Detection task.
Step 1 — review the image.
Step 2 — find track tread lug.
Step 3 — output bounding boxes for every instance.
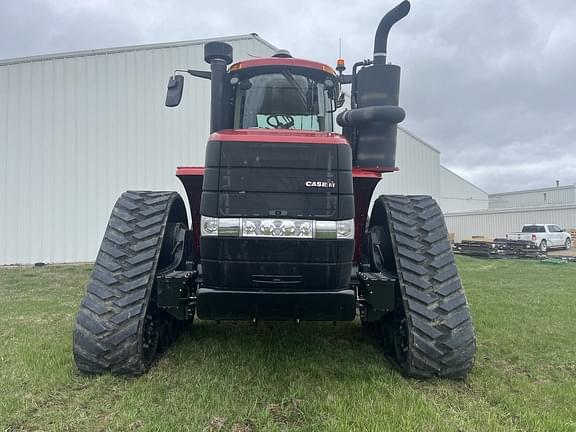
[130,237,160,252]
[432,265,458,283]
[136,214,165,229]
[97,255,123,272]
[100,243,126,260]
[439,294,467,313]
[430,252,454,269]
[77,310,110,335]
[124,261,154,278]
[109,218,133,234]
[407,300,439,320]
[143,195,171,206]
[114,289,147,308]
[442,309,472,330]
[140,205,169,217]
[436,279,462,296]
[133,225,163,240]
[412,316,443,339]
[87,280,116,300]
[403,274,433,292]
[398,257,428,275]
[92,267,118,286]
[110,303,144,325]
[396,248,426,263]
[113,208,137,222]
[117,275,149,293]
[107,321,140,346]
[103,229,130,246]
[424,227,449,244]
[82,294,110,315]
[126,249,157,265]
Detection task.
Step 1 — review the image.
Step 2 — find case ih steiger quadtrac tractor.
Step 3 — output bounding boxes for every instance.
[73,1,476,378]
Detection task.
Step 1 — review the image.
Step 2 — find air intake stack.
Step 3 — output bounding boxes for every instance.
[204,41,233,133]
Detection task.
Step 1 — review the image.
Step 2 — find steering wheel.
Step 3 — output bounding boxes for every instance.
[266,115,295,129]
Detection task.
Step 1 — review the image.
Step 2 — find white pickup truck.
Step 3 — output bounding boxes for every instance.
[506,224,572,251]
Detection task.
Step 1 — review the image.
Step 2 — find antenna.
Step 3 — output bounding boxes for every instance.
[339,37,342,58]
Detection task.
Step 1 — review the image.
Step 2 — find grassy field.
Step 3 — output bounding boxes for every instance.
[0,257,575,431]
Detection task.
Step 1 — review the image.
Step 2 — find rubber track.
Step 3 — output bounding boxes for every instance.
[73,191,182,374]
[377,195,476,378]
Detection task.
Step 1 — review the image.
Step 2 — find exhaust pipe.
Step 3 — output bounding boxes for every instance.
[337,106,405,127]
[373,1,410,65]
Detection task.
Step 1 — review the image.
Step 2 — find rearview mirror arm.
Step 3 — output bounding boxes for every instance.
[185,69,211,80]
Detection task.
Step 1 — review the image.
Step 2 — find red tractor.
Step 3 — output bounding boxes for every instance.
[73,1,475,378]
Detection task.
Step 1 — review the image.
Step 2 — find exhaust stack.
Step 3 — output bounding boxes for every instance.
[373,0,410,65]
[337,1,410,169]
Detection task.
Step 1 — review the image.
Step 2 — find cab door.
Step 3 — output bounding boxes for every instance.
[547,225,562,247]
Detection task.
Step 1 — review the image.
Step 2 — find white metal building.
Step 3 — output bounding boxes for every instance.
[445,185,576,242]
[0,36,486,265]
[489,185,576,209]
[445,204,576,243]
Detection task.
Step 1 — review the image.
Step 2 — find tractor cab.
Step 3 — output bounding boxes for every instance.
[228,55,340,132]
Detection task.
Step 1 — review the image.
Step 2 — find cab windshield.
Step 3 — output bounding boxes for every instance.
[233,70,335,132]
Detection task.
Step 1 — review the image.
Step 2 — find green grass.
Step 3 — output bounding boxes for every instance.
[1,257,575,431]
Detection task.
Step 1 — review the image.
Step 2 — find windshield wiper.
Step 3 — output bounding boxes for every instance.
[281,70,311,113]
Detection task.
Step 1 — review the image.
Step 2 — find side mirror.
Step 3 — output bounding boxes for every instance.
[165,75,184,107]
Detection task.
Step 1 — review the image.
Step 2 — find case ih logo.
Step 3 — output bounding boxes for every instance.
[305,181,336,188]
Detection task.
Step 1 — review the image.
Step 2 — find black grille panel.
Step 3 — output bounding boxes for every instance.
[218,192,339,218]
[202,140,353,220]
[219,142,340,169]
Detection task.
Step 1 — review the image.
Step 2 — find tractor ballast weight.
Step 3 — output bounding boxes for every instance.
[73,0,476,379]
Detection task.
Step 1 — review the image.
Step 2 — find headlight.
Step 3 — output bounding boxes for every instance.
[201,216,218,236]
[218,218,241,237]
[201,216,354,240]
[242,219,314,238]
[314,220,336,239]
[336,220,354,239]
[315,219,354,239]
[201,216,239,237]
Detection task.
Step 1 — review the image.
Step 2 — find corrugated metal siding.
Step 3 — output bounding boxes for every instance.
[445,204,576,242]
[440,166,488,212]
[489,186,576,208]
[372,128,441,202]
[0,36,275,264]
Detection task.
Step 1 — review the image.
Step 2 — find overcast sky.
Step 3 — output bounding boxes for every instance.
[1,0,575,193]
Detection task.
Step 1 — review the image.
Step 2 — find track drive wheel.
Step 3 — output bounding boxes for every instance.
[367,195,476,379]
[73,191,190,375]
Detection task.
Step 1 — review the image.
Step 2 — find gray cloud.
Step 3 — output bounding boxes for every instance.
[1,0,574,193]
